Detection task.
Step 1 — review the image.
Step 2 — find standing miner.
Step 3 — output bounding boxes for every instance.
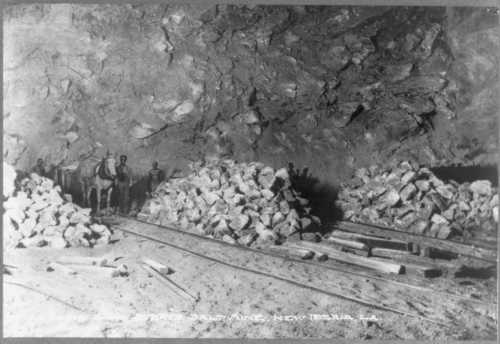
[116,155,132,215]
[147,161,164,196]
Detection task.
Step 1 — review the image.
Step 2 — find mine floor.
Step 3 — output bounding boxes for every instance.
[3,216,498,339]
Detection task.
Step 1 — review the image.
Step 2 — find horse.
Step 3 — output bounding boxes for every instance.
[83,154,117,215]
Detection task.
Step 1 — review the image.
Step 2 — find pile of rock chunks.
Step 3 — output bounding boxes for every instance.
[3,163,112,249]
[139,159,321,246]
[336,161,498,239]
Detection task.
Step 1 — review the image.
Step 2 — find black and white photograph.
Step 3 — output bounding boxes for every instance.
[2,2,498,340]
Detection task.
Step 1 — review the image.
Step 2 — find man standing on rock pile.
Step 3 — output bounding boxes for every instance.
[32,158,48,178]
[147,161,164,197]
[116,155,132,215]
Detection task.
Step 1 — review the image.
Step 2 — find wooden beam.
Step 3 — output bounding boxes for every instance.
[286,241,403,274]
[326,236,369,250]
[369,248,442,278]
[269,245,315,260]
[329,230,411,251]
[402,262,442,278]
[327,221,497,262]
[56,255,108,267]
[420,247,458,260]
[141,264,198,302]
[322,240,371,257]
[371,247,414,259]
[68,264,119,277]
[142,257,174,275]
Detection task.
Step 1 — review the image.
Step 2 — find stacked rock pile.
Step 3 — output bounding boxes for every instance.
[3,164,112,249]
[336,161,498,239]
[138,159,321,246]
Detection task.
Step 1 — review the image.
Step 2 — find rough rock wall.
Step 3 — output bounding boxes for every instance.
[3,4,499,188]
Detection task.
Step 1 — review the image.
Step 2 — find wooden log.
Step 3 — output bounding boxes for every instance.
[286,242,403,274]
[329,230,411,251]
[420,247,459,260]
[269,245,315,260]
[141,264,197,301]
[411,243,421,255]
[371,247,414,259]
[402,262,442,278]
[326,236,369,250]
[56,255,108,266]
[328,221,497,262]
[322,240,371,257]
[69,264,118,277]
[377,246,457,271]
[142,257,174,274]
[368,249,441,277]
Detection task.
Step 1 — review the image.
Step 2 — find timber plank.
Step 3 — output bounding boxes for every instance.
[329,230,411,251]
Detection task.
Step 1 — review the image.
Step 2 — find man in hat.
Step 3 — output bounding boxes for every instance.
[32,158,47,177]
[116,155,132,215]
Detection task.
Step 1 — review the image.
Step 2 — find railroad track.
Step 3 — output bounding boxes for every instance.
[106,216,497,330]
[117,216,491,300]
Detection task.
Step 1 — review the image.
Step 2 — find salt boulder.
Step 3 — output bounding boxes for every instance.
[415,180,430,192]
[5,208,26,226]
[222,234,237,244]
[436,185,454,200]
[272,212,286,227]
[3,162,17,198]
[401,171,416,185]
[260,214,272,227]
[229,214,250,231]
[379,189,400,208]
[19,217,37,238]
[436,225,452,239]
[47,236,68,249]
[470,180,492,196]
[431,213,449,225]
[400,183,417,201]
[20,236,47,248]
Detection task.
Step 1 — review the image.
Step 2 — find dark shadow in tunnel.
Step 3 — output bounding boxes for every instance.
[288,162,344,235]
[130,176,149,211]
[431,164,498,187]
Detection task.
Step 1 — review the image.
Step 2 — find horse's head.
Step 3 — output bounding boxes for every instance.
[104,155,117,178]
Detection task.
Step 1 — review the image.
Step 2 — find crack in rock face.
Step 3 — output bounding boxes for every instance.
[3,4,498,186]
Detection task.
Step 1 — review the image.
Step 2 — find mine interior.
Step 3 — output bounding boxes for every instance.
[2,4,499,340]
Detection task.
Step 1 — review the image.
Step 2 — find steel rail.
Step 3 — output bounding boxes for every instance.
[107,216,493,328]
[112,223,453,327]
[4,280,88,313]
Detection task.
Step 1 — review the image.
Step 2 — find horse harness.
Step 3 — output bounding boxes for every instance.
[96,160,115,181]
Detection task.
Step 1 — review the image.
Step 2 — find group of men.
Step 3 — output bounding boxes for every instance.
[33,156,167,215]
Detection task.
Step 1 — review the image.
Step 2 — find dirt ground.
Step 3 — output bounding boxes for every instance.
[3,217,498,339]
